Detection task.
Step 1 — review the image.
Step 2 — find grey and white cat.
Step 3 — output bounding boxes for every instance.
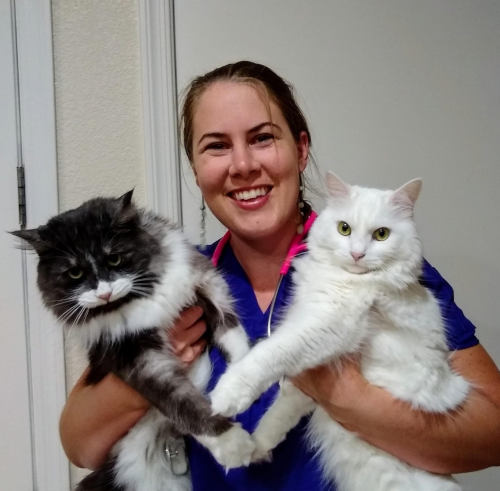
[12,190,254,491]
[210,172,470,491]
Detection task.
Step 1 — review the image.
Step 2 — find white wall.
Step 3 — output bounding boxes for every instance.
[175,1,500,489]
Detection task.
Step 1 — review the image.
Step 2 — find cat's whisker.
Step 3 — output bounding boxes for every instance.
[130,288,151,297]
[130,284,151,290]
[49,297,80,307]
[82,308,90,325]
[73,306,89,327]
[57,304,82,325]
[70,305,87,329]
[132,275,157,284]
[131,280,155,287]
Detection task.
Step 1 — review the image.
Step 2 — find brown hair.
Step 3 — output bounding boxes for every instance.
[180,60,312,163]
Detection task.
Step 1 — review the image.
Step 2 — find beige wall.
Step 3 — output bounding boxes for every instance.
[52,0,146,211]
[51,0,146,483]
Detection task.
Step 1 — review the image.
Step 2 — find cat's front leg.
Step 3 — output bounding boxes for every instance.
[210,332,290,417]
[210,355,268,417]
[194,424,255,469]
[121,349,255,469]
[251,379,315,464]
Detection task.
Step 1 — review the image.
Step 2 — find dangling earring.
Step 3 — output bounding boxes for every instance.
[297,172,305,234]
[200,197,206,246]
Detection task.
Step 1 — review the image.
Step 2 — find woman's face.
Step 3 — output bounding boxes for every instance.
[191,81,309,244]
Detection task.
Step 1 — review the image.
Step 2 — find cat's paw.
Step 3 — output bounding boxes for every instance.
[205,424,255,469]
[249,426,282,464]
[250,439,273,464]
[210,371,258,417]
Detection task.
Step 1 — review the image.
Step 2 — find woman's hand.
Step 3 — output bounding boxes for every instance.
[292,345,500,474]
[60,306,208,469]
[168,305,207,364]
[292,357,368,430]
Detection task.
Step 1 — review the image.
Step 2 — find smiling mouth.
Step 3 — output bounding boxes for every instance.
[229,186,272,201]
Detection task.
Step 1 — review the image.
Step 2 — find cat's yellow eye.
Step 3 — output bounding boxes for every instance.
[337,222,351,236]
[107,254,122,267]
[68,268,83,280]
[373,227,390,241]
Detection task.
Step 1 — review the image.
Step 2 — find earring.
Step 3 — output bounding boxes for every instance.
[200,197,206,246]
[297,173,305,234]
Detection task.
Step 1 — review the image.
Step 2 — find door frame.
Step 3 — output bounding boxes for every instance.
[13,1,70,488]
[139,0,183,223]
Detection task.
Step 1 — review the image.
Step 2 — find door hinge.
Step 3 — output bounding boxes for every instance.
[17,165,26,228]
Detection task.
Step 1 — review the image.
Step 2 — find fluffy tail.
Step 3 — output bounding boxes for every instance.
[76,459,124,491]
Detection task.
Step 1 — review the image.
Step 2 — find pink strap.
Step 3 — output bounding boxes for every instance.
[279,211,317,274]
[211,212,318,275]
[211,230,231,267]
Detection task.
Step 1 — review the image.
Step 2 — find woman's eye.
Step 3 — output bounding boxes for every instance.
[107,254,122,267]
[373,227,390,241]
[337,222,351,236]
[253,133,274,145]
[204,142,227,152]
[68,268,84,280]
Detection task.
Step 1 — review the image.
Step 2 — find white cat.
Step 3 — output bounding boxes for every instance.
[210,172,470,491]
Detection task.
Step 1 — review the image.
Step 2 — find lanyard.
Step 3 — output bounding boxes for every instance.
[211,212,318,336]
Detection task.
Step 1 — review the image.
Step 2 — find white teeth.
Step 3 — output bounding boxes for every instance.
[233,187,268,201]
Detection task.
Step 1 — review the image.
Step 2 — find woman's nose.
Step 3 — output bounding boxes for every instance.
[229,143,260,177]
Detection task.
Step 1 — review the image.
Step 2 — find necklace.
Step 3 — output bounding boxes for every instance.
[211,212,318,337]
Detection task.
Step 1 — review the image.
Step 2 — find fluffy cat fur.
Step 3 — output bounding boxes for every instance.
[209,172,470,491]
[12,190,254,491]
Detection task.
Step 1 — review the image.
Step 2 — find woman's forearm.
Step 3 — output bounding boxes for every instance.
[323,373,500,473]
[59,307,206,470]
[59,370,149,470]
[294,344,500,474]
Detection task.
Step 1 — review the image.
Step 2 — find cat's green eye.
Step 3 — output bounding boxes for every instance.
[107,254,122,267]
[337,222,351,236]
[68,268,83,280]
[373,227,390,241]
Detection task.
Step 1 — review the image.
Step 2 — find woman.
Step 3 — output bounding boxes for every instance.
[60,61,500,489]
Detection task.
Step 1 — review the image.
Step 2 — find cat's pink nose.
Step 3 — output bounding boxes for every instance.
[98,291,112,302]
[351,252,365,262]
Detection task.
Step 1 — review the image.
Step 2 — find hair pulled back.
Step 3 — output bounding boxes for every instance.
[180,60,311,163]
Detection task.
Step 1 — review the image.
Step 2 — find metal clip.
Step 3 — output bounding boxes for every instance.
[165,437,189,476]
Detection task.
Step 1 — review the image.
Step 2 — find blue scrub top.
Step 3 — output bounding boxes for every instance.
[188,239,478,491]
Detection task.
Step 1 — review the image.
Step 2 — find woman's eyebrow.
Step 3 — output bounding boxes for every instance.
[197,132,226,146]
[197,122,282,146]
[248,122,281,133]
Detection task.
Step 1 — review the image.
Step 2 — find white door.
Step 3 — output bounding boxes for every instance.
[0,2,35,488]
[0,1,69,489]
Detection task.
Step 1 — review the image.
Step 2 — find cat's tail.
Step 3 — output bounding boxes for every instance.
[76,458,124,491]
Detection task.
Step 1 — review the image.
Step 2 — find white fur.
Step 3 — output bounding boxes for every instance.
[218,326,251,362]
[114,410,191,491]
[194,424,256,469]
[188,351,213,391]
[79,278,133,308]
[210,174,469,490]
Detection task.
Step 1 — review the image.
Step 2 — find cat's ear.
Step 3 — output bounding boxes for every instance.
[9,228,46,254]
[391,178,422,212]
[326,171,350,199]
[118,189,134,208]
[116,189,138,226]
